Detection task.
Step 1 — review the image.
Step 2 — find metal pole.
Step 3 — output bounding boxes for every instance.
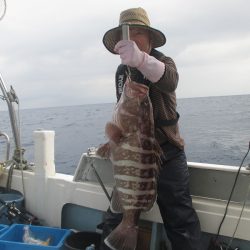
[122,24,131,78]
[0,73,27,172]
[0,74,21,150]
[122,24,130,40]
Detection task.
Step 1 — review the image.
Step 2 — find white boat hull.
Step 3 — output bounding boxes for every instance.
[0,130,250,248]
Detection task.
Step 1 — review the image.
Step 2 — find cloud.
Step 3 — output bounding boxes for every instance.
[177,36,250,66]
[0,0,250,109]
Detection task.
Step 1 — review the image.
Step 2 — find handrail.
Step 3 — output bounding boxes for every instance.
[188,161,250,174]
[0,131,10,161]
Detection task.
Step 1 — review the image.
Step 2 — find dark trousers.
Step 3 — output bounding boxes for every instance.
[100,143,203,250]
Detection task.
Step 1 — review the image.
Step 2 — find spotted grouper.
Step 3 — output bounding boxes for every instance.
[97,79,161,250]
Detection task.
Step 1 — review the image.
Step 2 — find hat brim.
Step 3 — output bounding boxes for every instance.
[103,24,166,54]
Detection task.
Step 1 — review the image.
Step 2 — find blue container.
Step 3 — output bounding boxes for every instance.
[0,188,24,225]
[0,224,71,249]
[0,224,8,235]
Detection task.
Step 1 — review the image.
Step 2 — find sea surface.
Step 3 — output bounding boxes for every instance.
[0,94,249,175]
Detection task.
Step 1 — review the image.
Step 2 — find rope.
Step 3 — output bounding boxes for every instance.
[215,142,250,243]
[215,143,250,240]
[226,176,250,249]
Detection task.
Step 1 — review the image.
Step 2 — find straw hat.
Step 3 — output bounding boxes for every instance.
[103,7,166,54]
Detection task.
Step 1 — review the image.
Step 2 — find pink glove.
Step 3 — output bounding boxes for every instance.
[138,53,165,83]
[114,40,165,83]
[114,40,144,68]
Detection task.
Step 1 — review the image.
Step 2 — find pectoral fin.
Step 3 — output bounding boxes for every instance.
[96,142,111,159]
[105,122,123,144]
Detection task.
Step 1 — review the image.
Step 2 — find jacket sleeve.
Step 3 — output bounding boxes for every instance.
[151,50,179,93]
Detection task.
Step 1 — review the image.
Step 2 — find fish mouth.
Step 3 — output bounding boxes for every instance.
[124,81,149,99]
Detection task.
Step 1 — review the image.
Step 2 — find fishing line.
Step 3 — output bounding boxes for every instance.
[0,0,7,21]
[214,142,250,242]
[226,179,250,250]
[17,101,26,202]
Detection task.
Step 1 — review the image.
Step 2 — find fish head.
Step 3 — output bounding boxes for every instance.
[124,80,149,101]
[119,80,150,113]
[113,80,153,135]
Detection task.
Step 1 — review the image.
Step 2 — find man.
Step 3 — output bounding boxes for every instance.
[100,7,203,250]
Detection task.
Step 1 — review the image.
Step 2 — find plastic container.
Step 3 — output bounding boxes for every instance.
[64,231,101,250]
[0,224,8,235]
[0,188,24,225]
[0,223,71,249]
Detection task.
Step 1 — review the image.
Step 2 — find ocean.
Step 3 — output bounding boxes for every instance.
[0,94,249,175]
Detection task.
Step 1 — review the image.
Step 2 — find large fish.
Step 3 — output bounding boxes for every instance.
[97,79,161,250]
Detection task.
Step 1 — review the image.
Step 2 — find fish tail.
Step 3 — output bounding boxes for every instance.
[104,223,138,250]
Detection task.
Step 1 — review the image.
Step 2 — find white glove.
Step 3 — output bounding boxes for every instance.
[114,40,144,68]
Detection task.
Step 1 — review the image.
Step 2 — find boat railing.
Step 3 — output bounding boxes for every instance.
[72,147,250,204]
[0,131,10,163]
[188,161,250,174]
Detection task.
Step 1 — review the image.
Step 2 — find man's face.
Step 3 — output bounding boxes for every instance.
[129,27,151,53]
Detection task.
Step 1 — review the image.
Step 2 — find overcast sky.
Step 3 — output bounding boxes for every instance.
[0,0,249,109]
